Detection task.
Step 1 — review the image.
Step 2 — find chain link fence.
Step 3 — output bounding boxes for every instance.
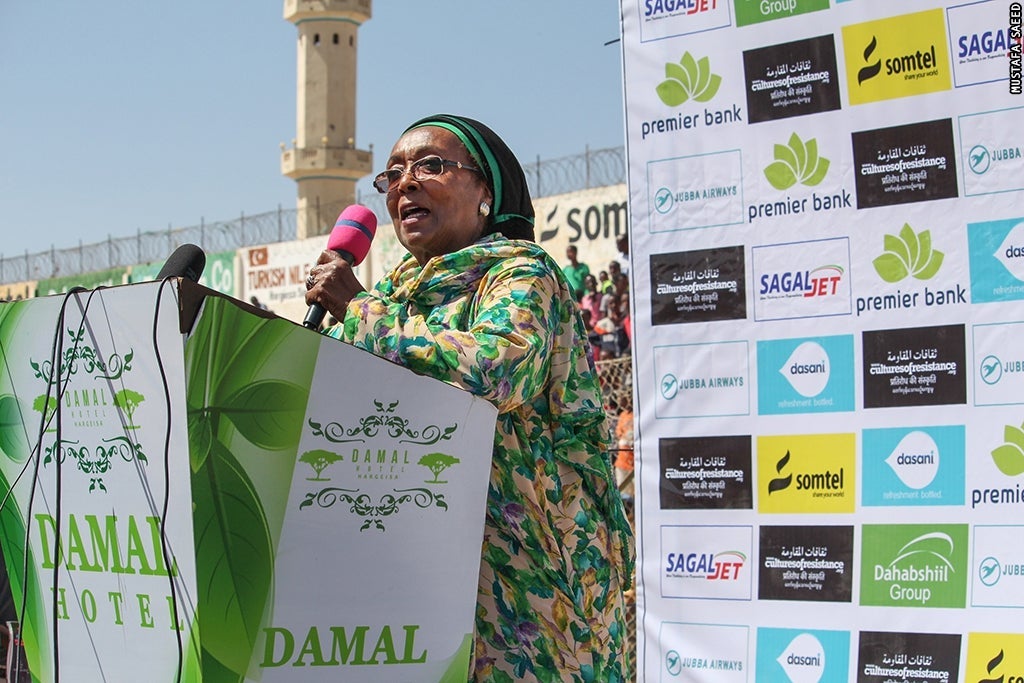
[1,146,625,285]
[594,353,636,681]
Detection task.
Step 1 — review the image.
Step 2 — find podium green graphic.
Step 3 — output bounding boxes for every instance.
[0,280,497,682]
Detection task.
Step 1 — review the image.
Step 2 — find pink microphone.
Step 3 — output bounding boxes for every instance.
[303,205,378,329]
[326,204,377,265]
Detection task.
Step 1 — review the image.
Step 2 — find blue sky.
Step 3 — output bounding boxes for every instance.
[0,2,625,259]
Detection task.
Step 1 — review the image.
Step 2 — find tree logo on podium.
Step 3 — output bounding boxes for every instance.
[418,452,461,484]
[28,328,146,493]
[300,399,462,531]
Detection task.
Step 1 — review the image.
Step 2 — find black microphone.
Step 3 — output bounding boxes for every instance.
[303,205,377,330]
[156,243,206,283]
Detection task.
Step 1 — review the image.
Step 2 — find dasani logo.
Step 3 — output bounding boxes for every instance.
[885,431,940,490]
[777,633,825,683]
[780,341,830,397]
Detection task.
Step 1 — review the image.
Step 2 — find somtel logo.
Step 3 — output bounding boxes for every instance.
[967,646,1024,683]
[758,433,855,514]
[842,9,952,105]
[860,524,968,608]
[768,450,844,496]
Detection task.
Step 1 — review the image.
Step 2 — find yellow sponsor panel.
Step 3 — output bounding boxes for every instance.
[966,633,1024,679]
[842,9,951,106]
[757,433,856,514]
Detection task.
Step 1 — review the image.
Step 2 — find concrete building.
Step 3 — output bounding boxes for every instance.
[280,0,373,239]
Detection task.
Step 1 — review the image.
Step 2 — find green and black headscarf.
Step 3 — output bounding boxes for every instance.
[405,114,535,241]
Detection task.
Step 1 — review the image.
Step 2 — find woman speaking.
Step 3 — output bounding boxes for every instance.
[305,114,633,682]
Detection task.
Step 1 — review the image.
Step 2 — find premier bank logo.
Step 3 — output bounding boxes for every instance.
[842,9,952,105]
[763,132,830,190]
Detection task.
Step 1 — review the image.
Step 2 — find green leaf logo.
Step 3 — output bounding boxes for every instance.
[872,223,944,283]
[992,422,1024,476]
[656,52,722,106]
[763,133,831,190]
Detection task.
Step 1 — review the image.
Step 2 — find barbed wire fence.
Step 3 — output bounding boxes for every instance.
[0,146,625,285]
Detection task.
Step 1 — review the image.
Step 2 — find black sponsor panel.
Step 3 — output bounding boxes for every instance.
[852,118,959,209]
[650,246,746,325]
[659,435,753,510]
[758,525,853,602]
[857,631,961,683]
[862,324,966,408]
[743,34,841,123]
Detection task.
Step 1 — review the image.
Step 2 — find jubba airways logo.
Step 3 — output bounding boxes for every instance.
[657,52,722,106]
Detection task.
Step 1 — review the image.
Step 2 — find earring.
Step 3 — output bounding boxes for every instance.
[479,201,491,217]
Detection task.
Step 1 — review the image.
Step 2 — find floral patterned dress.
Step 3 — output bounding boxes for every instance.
[328,234,634,682]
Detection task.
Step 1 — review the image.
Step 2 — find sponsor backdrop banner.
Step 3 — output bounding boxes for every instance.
[622,0,1023,680]
[0,282,496,681]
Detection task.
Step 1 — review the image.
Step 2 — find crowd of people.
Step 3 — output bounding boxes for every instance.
[561,235,635,505]
[563,234,632,361]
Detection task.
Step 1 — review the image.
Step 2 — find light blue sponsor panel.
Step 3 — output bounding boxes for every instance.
[755,627,850,682]
[756,335,854,415]
[968,217,1024,303]
[862,425,965,507]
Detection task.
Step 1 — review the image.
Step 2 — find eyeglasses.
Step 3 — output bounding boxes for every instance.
[373,155,482,194]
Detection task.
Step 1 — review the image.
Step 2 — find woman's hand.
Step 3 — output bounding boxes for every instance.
[304,249,366,323]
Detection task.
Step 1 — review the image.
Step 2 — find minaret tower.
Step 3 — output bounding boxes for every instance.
[281,0,373,239]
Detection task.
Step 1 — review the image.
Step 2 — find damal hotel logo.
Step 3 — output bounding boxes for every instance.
[842,9,952,105]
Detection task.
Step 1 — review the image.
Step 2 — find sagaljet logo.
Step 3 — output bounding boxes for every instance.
[873,223,944,282]
[858,36,883,84]
[656,52,722,106]
[780,341,830,397]
[664,550,746,580]
[764,133,830,189]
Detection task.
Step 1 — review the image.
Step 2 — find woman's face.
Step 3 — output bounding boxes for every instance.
[384,127,492,265]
